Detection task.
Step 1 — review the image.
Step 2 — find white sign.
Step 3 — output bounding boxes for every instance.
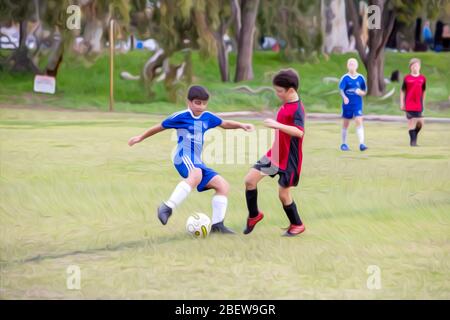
[34,75,56,94]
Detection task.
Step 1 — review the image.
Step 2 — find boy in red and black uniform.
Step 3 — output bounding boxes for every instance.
[243,69,306,237]
[401,58,426,146]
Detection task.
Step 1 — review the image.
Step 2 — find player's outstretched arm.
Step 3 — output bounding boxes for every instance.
[220,120,255,132]
[128,123,166,146]
[263,119,304,138]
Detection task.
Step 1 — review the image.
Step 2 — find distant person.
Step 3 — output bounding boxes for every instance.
[400,58,426,147]
[422,20,433,48]
[338,58,368,152]
[390,70,400,83]
[442,24,450,51]
[434,21,444,52]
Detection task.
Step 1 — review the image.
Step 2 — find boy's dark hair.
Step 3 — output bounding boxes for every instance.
[187,85,210,101]
[273,69,299,91]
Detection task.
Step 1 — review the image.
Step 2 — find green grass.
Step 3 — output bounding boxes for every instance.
[0,107,449,299]
[1,50,449,116]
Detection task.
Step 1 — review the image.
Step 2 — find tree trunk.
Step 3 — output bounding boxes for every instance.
[322,0,350,54]
[365,54,384,97]
[346,0,394,96]
[46,32,64,77]
[8,20,40,73]
[234,0,260,82]
[216,36,229,82]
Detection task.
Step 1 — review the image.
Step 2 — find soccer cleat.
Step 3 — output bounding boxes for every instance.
[157,202,172,225]
[243,212,264,235]
[211,221,236,234]
[340,144,350,151]
[282,224,306,237]
[359,144,368,151]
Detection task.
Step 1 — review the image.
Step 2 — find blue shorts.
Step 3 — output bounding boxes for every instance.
[174,157,218,192]
[342,104,363,119]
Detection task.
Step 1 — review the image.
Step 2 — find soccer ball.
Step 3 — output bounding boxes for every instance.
[186,213,211,238]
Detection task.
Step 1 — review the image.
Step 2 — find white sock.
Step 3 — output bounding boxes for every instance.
[211,195,228,225]
[356,126,365,145]
[165,181,192,209]
[342,128,348,145]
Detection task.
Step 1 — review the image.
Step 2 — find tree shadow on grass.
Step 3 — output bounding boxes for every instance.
[0,233,187,268]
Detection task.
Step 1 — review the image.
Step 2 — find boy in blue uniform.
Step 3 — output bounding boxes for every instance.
[128,86,254,233]
[339,58,368,151]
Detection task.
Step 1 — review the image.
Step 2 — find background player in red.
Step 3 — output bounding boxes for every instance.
[243,69,306,237]
[400,58,427,147]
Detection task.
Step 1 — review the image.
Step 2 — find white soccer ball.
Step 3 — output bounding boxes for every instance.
[186,213,211,238]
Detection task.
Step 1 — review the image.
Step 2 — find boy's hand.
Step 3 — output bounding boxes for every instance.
[400,104,405,111]
[263,118,280,129]
[343,96,350,105]
[242,123,255,132]
[355,89,364,96]
[128,135,143,146]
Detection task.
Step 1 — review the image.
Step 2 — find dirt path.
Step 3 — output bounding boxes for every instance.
[2,103,450,123]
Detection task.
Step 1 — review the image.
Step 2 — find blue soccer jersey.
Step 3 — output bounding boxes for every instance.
[161,109,223,192]
[339,73,366,108]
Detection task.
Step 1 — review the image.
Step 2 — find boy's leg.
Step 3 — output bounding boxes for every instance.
[408,118,418,146]
[244,168,266,217]
[158,168,202,225]
[415,117,424,143]
[243,168,266,234]
[355,116,367,151]
[205,175,235,234]
[279,186,305,237]
[341,118,350,150]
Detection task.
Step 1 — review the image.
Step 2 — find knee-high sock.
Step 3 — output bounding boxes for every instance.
[342,128,348,145]
[165,181,192,209]
[245,189,259,218]
[211,195,228,224]
[356,126,365,145]
[409,129,417,146]
[283,202,302,226]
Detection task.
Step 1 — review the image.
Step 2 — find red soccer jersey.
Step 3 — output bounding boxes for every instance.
[266,100,305,173]
[402,74,426,112]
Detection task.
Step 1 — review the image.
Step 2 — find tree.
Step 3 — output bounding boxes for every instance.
[257,0,322,62]
[234,0,260,82]
[346,0,441,96]
[193,0,237,82]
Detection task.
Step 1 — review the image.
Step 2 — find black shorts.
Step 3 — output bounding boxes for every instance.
[253,156,300,188]
[406,111,423,119]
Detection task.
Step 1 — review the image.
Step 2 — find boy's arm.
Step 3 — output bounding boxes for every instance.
[356,76,367,96]
[128,123,165,146]
[220,120,255,132]
[264,119,304,138]
[400,80,406,110]
[356,89,367,96]
[340,90,350,105]
[339,77,350,105]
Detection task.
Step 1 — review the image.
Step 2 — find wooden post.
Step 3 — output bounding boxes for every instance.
[109,19,114,112]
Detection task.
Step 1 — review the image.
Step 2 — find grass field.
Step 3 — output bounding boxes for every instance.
[0,106,449,299]
[1,50,449,116]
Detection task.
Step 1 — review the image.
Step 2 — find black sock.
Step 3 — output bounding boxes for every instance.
[409,129,417,146]
[245,189,259,218]
[283,202,302,226]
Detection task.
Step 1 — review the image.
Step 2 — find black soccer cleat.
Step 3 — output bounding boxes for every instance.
[157,202,172,225]
[211,221,236,234]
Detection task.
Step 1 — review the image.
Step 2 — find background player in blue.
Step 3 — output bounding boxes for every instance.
[339,58,368,152]
[128,86,254,233]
